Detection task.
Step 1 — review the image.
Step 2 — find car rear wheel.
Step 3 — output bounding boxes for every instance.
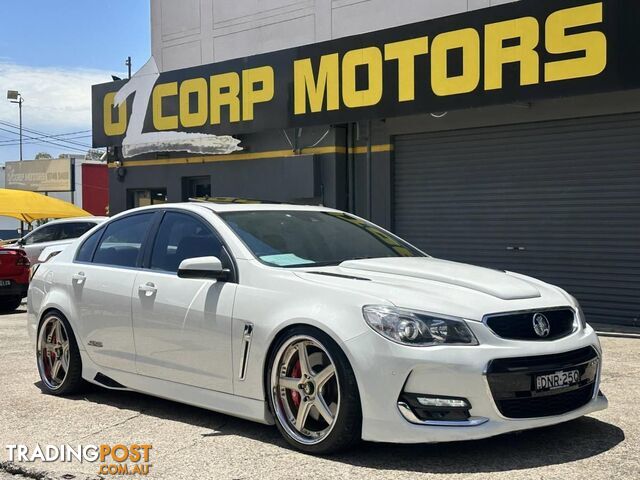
[36,312,83,396]
[267,326,362,454]
[0,297,22,312]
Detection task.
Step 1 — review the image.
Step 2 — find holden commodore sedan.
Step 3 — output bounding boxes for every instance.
[27,202,607,454]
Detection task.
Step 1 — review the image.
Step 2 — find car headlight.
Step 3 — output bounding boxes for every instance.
[362,305,479,347]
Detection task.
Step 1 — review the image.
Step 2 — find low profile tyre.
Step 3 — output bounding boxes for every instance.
[0,297,22,312]
[267,326,362,454]
[36,312,84,396]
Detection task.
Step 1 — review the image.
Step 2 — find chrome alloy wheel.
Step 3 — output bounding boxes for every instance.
[271,335,340,445]
[37,316,71,391]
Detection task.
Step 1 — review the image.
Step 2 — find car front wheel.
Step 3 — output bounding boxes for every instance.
[267,326,362,454]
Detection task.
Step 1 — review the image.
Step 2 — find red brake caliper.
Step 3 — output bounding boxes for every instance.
[44,328,55,377]
[290,361,302,408]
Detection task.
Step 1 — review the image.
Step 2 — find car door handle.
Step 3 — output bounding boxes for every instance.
[72,272,86,285]
[138,282,157,297]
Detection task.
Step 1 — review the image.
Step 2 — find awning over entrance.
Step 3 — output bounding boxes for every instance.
[0,189,91,223]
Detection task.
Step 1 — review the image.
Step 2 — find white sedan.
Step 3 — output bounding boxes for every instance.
[27,202,607,454]
[10,217,108,266]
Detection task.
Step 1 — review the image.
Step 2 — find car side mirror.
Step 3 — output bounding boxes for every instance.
[177,256,230,281]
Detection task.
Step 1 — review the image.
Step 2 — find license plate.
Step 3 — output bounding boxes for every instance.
[0,280,10,287]
[536,370,580,391]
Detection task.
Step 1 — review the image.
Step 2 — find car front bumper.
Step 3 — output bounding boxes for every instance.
[344,323,607,444]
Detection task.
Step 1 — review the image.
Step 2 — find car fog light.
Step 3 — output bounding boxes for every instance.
[417,397,470,409]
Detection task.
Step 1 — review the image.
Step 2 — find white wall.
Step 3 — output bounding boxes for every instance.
[151,0,517,72]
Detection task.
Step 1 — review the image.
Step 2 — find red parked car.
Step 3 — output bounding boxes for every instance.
[0,248,30,312]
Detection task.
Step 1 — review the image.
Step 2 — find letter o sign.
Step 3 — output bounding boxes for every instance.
[111,445,130,463]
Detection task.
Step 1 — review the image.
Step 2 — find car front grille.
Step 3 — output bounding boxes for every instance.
[497,384,595,418]
[485,308,576,341]
[486,346,599,419]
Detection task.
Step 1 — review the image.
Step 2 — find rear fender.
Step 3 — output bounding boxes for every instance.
[33,280,84,353]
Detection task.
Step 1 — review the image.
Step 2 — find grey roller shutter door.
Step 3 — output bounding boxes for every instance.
[394,113,640,329]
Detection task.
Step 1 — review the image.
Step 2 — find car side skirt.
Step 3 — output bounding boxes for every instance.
[79,349,274,425]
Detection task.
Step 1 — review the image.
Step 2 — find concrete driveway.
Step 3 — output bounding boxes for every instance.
[0,308,638,480]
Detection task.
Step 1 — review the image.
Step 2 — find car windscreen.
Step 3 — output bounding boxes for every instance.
[219,210,425,268]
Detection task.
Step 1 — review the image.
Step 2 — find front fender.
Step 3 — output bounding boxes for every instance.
[230,279,376,402]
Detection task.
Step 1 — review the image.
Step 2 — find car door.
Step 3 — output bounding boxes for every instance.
[131,210,236,393]
[71,212,157,373]
[22,224,63,265]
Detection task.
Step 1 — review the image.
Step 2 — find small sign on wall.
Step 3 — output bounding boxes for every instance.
[4,158,74,192]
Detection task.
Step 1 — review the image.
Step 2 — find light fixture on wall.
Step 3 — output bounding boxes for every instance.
[114,160,127,181]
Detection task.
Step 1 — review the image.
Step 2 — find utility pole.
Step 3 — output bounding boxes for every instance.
[7,90,25,236]
[126,56,132,79]
[18,97,22,161]
[6,90,24,161]
[19,98,22,161]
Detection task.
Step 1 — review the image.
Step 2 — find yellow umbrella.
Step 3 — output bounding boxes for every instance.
[0,188,91,223]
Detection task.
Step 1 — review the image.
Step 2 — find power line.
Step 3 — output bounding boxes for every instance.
[0,123,92,149]
[0,129,91,145]
[0,134,92,144]
[0,127,89,153]
[0,141,91,149]
[0,121,92,149]
[0,135,92,147]
[0,126,88,153]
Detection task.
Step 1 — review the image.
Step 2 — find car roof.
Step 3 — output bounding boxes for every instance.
[196,203,338,214]
[36,216,108,225]
[125,202,339,215]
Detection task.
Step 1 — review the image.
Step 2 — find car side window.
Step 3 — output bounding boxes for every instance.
[150,212,225,273]
[76,228,104,263]
[93,214,154,268]
[59,222,96,240]
[24,225,62,245]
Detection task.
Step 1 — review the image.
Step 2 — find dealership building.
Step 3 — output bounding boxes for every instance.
[94,0,640,330]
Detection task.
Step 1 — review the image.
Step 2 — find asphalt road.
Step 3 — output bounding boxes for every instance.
[0,308,638,480]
